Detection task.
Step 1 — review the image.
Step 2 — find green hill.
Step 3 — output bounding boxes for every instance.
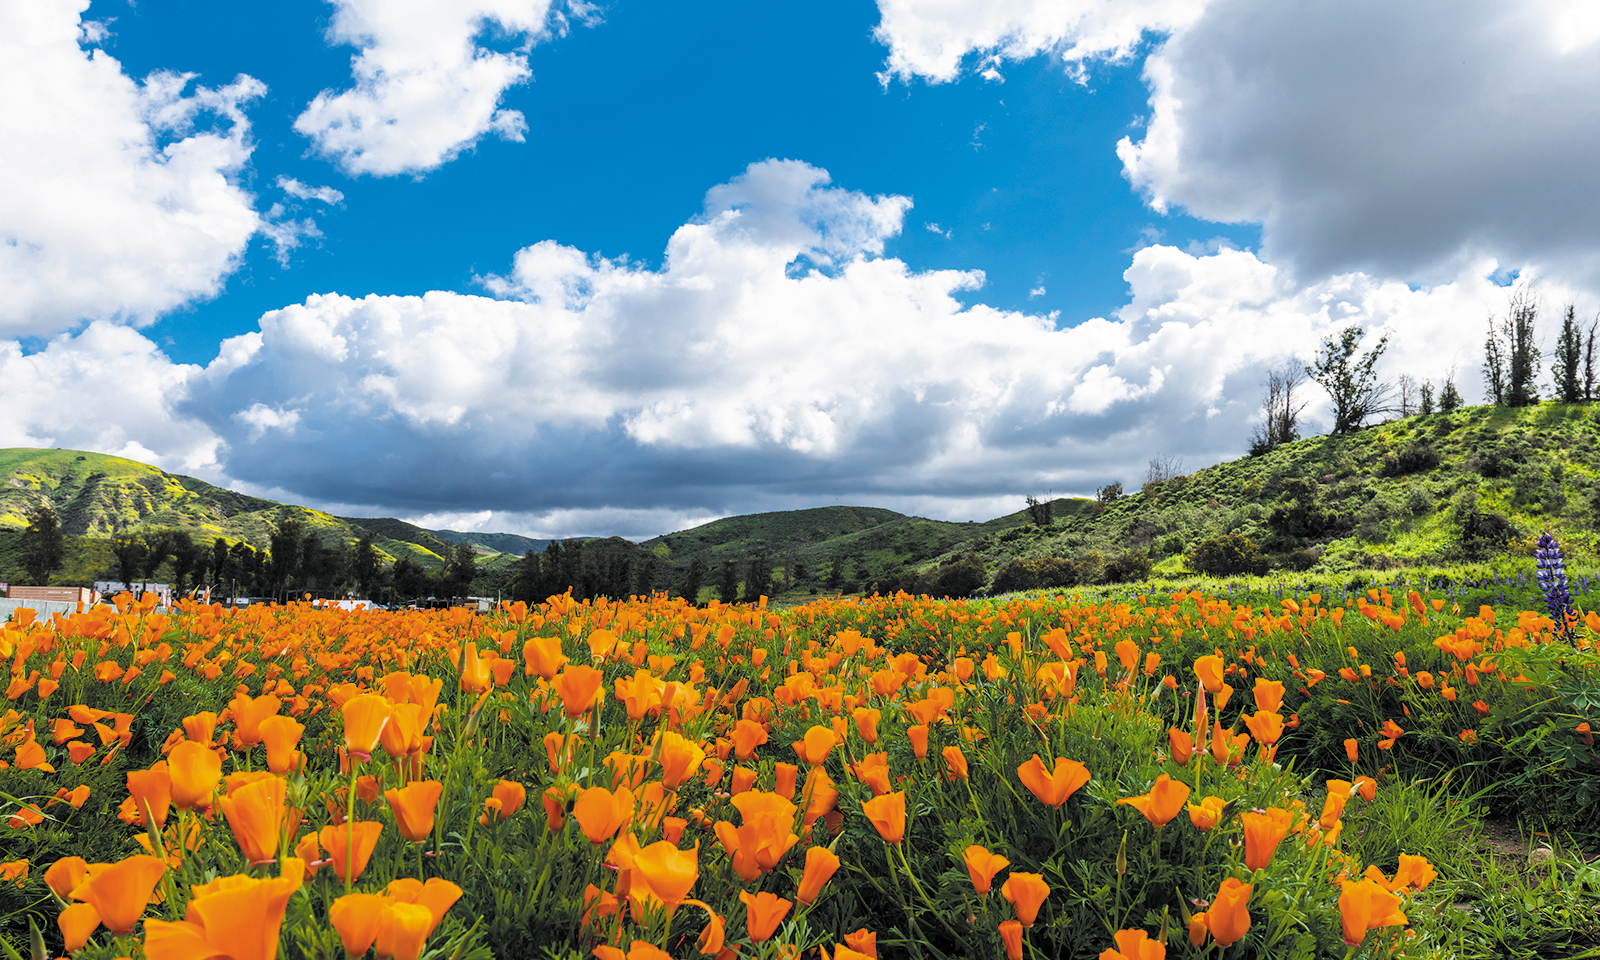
[4,403,1593,599]
[947,402,1600,592]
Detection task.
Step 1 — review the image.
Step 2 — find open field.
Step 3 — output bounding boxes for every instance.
[2,576,1599,959]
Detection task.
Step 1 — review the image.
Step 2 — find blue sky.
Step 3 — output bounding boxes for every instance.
[2,0,1597,538]
[105,0,1254,364]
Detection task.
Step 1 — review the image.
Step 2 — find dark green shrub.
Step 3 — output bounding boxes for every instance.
[1187,534,1270,575]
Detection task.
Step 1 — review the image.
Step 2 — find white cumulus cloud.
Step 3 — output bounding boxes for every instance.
[0,161,1555,537]
[874,0,1207,83]
[295,0,597,177]
[0,0,265,337]
[1117,0,1600,284]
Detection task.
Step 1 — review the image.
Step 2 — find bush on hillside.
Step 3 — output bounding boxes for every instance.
[1187,533,1270,576]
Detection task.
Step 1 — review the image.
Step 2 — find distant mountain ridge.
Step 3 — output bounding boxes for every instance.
[0,448,545,571]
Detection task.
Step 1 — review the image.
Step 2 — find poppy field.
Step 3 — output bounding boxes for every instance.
[2,579,1599,960]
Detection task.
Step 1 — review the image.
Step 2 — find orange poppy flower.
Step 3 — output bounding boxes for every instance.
[631,840,700,910]
[801,767,840,829]
[329,892,388,957]
[167,741,222,810]
[999,919,1024,960]
[218,774,288,863]
[341,695,392,760]
[656,731,706,790]
[318,821,384,883]
[459,642,491,693]
[942,745,969,781]
[385,876,463,938]
[373,901,434,960]
[573,786,635,845]
[1188,795,1227,831]
[66,741,96,764]
[1344,738,1359,763]
[963,844,1010,895]
[1193,655,1224,692]
[733,719,768,759]
[229,693,282,749]
[523,636,568,679]
[182,712,219,747]
[852,707,880,745]
[1242,711,1284,746]
[1338,878,1407,945]
[483,780,526,823]
[1016,755,1091,807]
[45,856,89,899]
[143,862,304,960]
[907,724,929,760]
[386,780,445,842]
[740,889,792,942]
[553,665,604,718]
[862,791,906,843]
[1099,928,1166,960]
[796,845,841,905]
[1208,877,1252,947]
[1252,678,1285,715]
[126,762,173,829]
[1168,728,1193,766]
[74,854,167,933]
[1320,780,1352,829]
[1240,808,1294,871]
[1117,773,1191,829]
[1001,872,1049,927]
[259,715,305,773]
[59,902,100,953]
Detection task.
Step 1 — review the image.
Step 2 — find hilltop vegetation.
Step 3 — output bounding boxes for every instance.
[3,401,1596,603]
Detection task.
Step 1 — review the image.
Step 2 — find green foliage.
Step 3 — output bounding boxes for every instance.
[1187,534,1270,576]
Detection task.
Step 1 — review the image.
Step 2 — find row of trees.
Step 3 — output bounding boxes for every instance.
[10,509,483,605]
[1245,287,1595,456]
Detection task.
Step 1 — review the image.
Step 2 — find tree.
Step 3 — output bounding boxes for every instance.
[1248,363,1309,455]
[1555,304,1584,403]
[1419,380,1435,415]
[1095,482,1123,503]
[167,531,201,598]
[1396,375,1417,417]
[353,533,379,598]
[746,548,772,600]
[111,534,148,590]
[716,558,741,603]
[511,549,542,604]
[681,557,707,605]
[1585,317,1599,402]
[1485,288,1540,406]
[1439,366,1464,413]
[392,557,427,602]
[211,537,231,596]
[1307,325,1390,434]
[442,542,478,599]
[1483,314,1507,405]
[141,530,175,588]
[1025,496,1053,527]
[18,502,65,584]
[268,519,304,599]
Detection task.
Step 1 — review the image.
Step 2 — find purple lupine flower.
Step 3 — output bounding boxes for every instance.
[1535,531,1575,640]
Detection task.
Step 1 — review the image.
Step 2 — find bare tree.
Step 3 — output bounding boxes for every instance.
[1248,363,1309,455]
[1584,316,1599,402]
[1146,454,1184,486]
[1396,374,1417,417]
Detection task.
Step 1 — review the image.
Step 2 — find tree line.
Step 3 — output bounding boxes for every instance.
[1243,285,1596,457]
[10,514,483,606]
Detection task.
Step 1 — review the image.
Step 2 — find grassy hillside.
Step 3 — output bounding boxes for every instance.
[947,402,1600,591]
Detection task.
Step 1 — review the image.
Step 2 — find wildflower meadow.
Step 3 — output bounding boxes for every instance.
[2,561,1600,959]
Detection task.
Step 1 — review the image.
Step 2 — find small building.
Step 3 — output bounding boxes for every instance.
[5,585,100,605]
